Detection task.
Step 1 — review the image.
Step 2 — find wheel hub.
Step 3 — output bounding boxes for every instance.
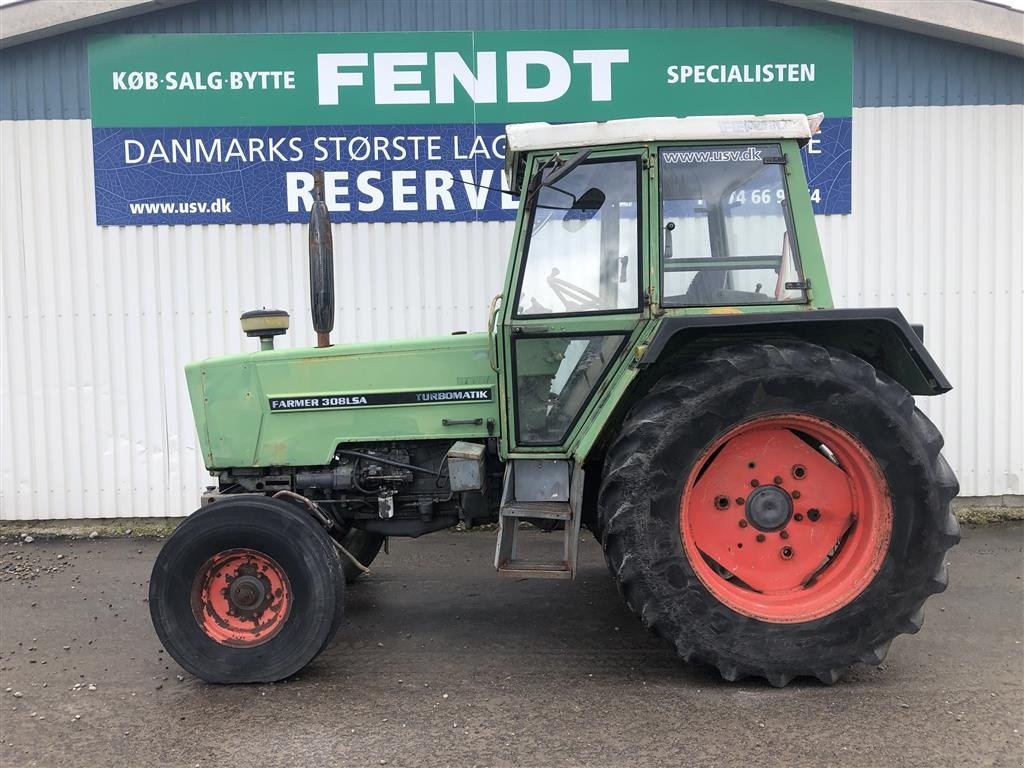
[679,414,893,624]
[226,569,270,616]
[745,485,793,531]
[190,548,292,647]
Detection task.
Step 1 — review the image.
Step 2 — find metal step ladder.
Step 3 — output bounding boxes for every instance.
[494,460,584,579]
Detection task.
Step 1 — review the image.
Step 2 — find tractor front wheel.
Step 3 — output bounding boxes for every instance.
[149,496,345,683]
[598,342,959,686]
[333,527,385,583]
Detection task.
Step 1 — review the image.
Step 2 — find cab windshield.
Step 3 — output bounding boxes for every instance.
[660,144,806,307]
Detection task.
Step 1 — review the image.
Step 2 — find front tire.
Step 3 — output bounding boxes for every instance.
[334,527,385,583]
[598,342,959,686]
[149,496,345,683]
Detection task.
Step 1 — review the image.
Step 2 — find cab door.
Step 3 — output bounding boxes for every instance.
[497,148,651,457]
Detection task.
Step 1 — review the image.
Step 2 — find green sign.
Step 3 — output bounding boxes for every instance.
[87,27,853,225]
[89,27,852,128]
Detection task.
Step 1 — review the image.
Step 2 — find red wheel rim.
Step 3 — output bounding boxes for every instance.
[190,548,292,647]
[679,414,892,623]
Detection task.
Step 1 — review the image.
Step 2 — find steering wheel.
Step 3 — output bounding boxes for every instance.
[546,268,601,312]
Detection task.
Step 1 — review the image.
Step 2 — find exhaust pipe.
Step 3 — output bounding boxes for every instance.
[308,169,335,348]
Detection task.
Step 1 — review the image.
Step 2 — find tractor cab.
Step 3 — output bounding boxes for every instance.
[488,113,946,580]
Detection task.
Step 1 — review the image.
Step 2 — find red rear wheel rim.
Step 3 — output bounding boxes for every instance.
[190,548,292,647]
[679,414,892,623]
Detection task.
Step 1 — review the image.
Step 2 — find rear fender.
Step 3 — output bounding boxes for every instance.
[639,308,951,395]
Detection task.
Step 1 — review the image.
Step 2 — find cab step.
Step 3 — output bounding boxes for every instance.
[494,461,583,579]
[499,501,571,520]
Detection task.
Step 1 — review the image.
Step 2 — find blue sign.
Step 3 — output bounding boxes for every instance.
[802,118,851,215]
[92,118,850,225]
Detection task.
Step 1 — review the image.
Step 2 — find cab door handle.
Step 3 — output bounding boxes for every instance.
[511,326,548,335]
[442,418,484,427]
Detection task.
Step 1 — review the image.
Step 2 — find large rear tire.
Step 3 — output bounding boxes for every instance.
[149,496,345,684]
[598,342,959,686]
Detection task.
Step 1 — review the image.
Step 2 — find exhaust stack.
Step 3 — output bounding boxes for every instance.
[308,169,335,348]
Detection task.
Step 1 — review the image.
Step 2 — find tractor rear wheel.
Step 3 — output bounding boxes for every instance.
[598,342,959,686]
[149,496,345,683]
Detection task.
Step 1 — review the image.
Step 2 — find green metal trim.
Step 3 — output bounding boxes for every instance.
[778,138,833,307]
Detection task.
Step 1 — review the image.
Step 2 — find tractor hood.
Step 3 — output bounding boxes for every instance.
[186,333,499,470]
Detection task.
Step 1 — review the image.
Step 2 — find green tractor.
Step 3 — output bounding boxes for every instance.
[150,113,960,686]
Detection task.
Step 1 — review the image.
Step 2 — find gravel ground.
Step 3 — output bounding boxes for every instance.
[0,523,1021,768]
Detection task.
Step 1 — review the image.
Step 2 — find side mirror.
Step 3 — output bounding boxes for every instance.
[308,169,335,348]
[561,187,606,233]
[574,187,605,211]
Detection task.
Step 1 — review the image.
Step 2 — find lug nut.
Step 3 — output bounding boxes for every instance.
[792,490,801,499]
[807,508,821,522]
[714,495,730,510]
[750,479,760,487]
[780,530,789,540]
[792,464,807,479]
[738,520,748,528]
[794,513,804,522]
[773,475,783,485]
[756,533,766,543]
[780,546,794,559]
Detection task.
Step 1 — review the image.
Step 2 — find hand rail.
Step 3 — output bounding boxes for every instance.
[486,293,503,372]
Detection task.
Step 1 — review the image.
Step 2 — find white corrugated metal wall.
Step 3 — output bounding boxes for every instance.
[1,103,1022,519]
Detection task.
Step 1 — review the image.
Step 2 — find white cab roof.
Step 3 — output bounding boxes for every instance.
[503,113,823,191]
[505,113,824,153]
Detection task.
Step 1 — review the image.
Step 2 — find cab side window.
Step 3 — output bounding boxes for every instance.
[660,145,807,307]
